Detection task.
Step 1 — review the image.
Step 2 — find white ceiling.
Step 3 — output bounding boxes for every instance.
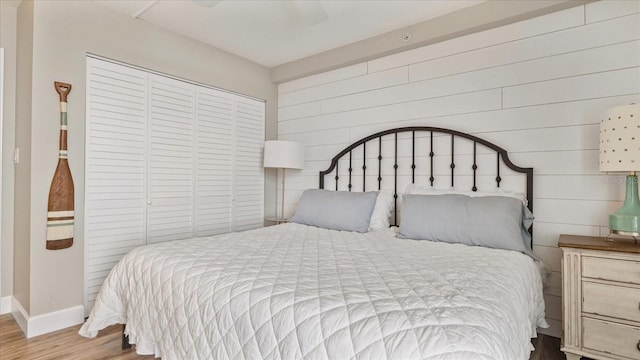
[96,0,484,68]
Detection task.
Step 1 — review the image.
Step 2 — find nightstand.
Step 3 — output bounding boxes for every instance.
[559,234,640,360]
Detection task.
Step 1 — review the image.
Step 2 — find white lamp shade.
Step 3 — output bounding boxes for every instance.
[263,140,305,169]
[600,104,640,172]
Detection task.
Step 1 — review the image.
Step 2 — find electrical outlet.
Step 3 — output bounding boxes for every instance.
[14,148,19,164]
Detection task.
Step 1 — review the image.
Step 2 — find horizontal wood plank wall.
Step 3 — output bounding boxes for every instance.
[276,1,640,338]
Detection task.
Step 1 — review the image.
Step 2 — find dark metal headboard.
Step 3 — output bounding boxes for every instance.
[319,127,533,243]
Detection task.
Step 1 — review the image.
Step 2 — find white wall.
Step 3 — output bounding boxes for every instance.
[277,1,640,337]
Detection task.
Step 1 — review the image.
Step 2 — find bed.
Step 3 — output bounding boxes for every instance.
[79,127,548,360]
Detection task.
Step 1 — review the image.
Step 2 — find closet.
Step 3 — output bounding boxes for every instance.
[84,56,264,313]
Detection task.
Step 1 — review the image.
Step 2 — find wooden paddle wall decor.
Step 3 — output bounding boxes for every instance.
[46,81,74,250]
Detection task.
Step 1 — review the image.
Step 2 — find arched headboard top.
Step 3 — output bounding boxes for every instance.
[318,126,533,235]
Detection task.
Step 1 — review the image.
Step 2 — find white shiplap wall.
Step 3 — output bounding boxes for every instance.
[277,1,640,338]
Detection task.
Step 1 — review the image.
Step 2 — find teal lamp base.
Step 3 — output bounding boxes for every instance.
[609,175,640,237]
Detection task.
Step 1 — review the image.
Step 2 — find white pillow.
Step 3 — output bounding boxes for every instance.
[405,183,528,206]
[368,191,395,231]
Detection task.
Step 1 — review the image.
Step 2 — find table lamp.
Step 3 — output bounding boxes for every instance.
[599,104,640,238]
[264,140,304,222]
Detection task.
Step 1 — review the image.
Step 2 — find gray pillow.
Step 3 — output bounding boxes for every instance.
[398,194,534,256]
[290,189,378,233]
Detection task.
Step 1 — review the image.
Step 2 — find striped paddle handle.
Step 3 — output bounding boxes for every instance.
[47,82,74,250]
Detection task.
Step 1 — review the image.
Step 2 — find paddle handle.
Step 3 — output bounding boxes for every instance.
[54,82,71,102]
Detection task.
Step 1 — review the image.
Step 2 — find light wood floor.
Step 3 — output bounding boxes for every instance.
[0,314,153,360]
[1,313,566,359]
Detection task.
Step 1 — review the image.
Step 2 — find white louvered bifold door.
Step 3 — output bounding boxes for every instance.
[233,97,265,231]
[85,58,147,313]
[85,57,265,315]
[146,74,195,244]
[195,87,234,236]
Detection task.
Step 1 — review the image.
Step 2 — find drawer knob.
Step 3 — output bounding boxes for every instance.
[637,340,640,352]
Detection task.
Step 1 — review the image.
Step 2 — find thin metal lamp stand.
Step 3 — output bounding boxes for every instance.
[280,168,286,223]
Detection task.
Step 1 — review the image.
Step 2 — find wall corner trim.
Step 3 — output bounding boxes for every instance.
[7,298,85,338]
[11,296,28,335]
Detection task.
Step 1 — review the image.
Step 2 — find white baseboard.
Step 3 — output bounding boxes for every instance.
[27,305,84,338]
[8,297,84,338]
[0,296,12,314]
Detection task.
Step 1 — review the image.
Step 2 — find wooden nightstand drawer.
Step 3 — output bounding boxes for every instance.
[583,256,640,285]
[583,282,640,322]
[583,317,640,359]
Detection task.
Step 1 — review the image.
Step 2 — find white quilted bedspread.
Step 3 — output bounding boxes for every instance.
[79,223,547,360]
